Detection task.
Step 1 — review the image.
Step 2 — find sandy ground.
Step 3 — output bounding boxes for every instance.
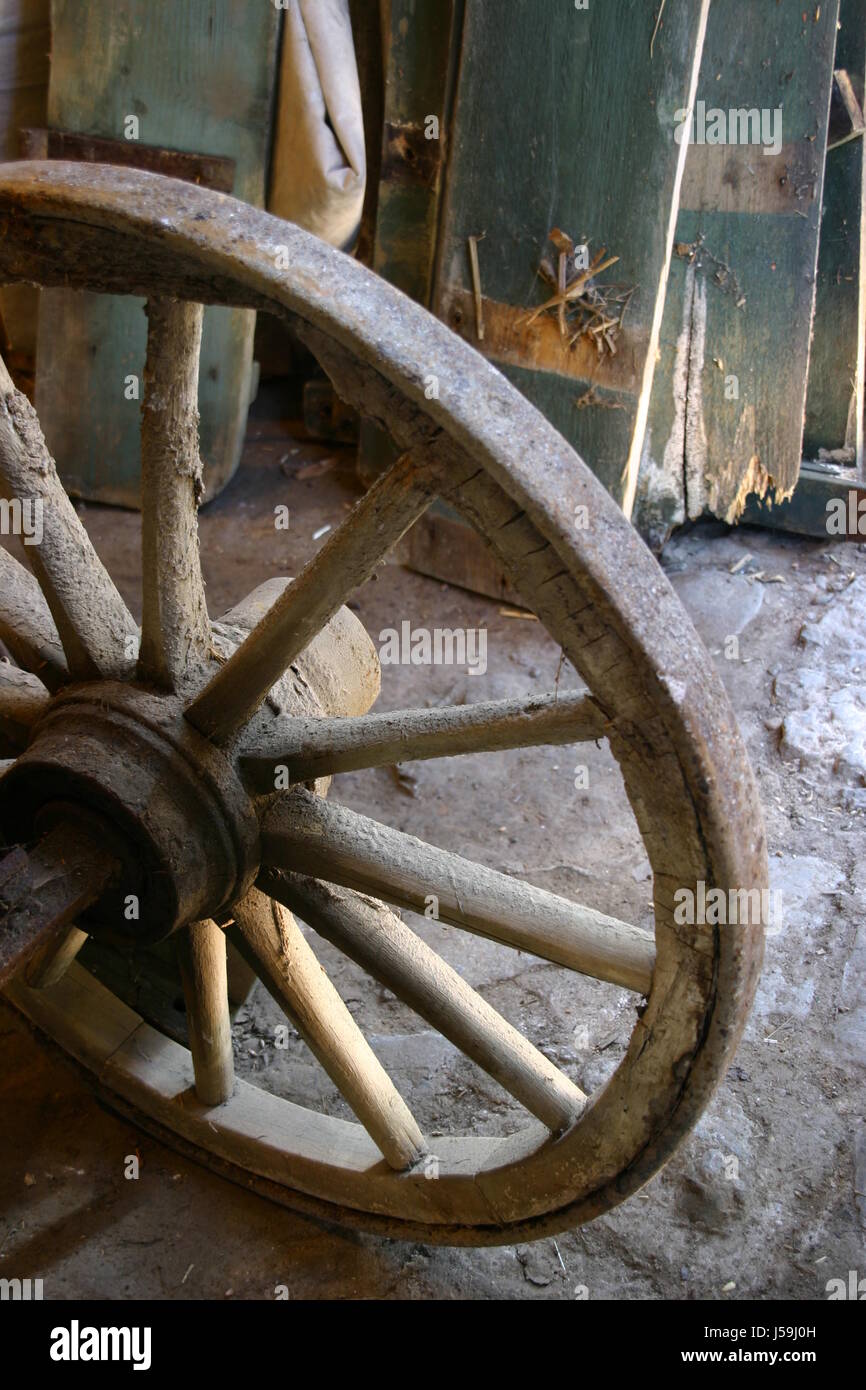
[0,398,864,1300]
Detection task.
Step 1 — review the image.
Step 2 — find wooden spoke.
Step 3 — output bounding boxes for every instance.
[138,298,211,690]
[0,356,136,681]
[0,823,118,987]
[263,791,655,994]
[0,547,69,690]
[0,662,50,754]
[228,888,426,1170]
[261,869,587,1134]
[24,924,89,989]
[176,919,235,1107]
[185,450,442,742]
[240,689,608,790]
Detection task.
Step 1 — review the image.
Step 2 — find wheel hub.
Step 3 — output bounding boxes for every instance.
[0,683,260,942]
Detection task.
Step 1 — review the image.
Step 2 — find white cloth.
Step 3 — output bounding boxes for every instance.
[269,0,366,250]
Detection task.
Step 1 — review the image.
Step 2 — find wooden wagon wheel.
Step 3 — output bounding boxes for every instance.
[0,162,766,1246]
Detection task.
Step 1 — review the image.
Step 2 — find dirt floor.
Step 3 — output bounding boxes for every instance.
[1,394,864,1300]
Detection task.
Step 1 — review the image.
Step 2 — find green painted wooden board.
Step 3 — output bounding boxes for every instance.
[35,0,281,507]
[637,0,840,545]
[430,0,710,515]
[803,0,866,464]
[0,0,50,368]
[357,0,461,490]
[742,460,866,537]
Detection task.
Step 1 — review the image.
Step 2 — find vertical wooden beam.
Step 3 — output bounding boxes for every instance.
[639,0,841,544]
[430,0,709,511]
[804,0,866,469]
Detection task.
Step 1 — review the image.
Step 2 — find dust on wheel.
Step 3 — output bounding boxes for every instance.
[0,161,766,1246]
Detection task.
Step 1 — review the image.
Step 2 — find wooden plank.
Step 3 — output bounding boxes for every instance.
[357,0,708,592]
[430,0,709,515]
[356,0,462,491]
[19,125,235,189]
[35,0,281,507]
[372,0,462,307]
[638,0,840,545]
[803,0,866,465]
[0,0,50,376]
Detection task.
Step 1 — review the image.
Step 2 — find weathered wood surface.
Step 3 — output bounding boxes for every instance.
[0,355,136,681]
[187,450,443,741]
[0,660,49,752]
[138,298,210,690]
[263,869,587,1133]
[0,161,767,1239]
[741,459,866,537]
[0,546,69,690]
[229,888,425,1170]
[0,824,116,987]
[35,0,280,506]
[19,125,235,191]
[638,0,841,543]
[263,790,655,995]
[430,0,709,516]
[0,0,50,371]
[355,0,461,497]
[372,0,460,306]
[240,689,607,790]
[803,0,866,465]
[24,921,88,989]
[176,918,234,1107]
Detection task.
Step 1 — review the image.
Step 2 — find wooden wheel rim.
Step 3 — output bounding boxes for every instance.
[0,162,766,1244]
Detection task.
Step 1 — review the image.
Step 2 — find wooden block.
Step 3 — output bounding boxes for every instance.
[34,0,281,507]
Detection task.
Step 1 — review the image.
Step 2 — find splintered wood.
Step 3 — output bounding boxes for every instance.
[467,233,486,341]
